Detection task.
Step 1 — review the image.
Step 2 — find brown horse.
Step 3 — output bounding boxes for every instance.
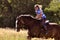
[15,14,60,40]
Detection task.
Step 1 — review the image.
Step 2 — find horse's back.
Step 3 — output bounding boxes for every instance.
[49,23,58,25]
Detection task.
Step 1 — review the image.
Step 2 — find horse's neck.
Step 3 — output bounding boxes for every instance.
[23,18,33,25]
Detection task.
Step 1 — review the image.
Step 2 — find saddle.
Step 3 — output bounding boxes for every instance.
[45,20,58,25]
[42,20,58,35]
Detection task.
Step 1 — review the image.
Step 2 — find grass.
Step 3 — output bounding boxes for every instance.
[0,28,54,40]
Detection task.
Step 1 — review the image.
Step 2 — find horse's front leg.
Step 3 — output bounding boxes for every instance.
[27,36,31,40]
[27,30,32,40]
[16,25,21,32]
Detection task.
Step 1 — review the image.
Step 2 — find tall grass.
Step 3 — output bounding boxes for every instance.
[0,28,54,40]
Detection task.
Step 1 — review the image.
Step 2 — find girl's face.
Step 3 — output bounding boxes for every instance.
[35,7,39,10]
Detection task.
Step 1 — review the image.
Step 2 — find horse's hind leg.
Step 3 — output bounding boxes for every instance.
[55,37,60,40]
[27,36,31,40]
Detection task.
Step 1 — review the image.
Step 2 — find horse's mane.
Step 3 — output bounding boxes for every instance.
[16,14,35,19]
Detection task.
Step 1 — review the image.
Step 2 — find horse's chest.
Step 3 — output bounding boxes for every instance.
[29,26,40,36]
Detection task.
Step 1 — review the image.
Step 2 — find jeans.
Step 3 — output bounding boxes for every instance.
[41,18,47,30]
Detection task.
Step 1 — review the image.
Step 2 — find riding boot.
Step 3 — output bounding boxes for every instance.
[43,25,48,34]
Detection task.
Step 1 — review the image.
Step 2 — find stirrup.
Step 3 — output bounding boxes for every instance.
[46,31,48,34]
[45,30,48,35]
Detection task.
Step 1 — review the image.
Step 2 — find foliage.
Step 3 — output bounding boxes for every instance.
[0,0,60,27]
[44,0,60,24]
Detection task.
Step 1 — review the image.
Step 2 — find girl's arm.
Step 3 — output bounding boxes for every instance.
[39,11,42,18]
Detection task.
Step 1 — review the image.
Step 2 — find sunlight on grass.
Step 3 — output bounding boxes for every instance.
[0,28,54,40]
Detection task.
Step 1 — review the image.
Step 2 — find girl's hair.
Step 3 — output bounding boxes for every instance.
[39,5,42,9]
[34,4,42,10]
[35,5,40,10]
[34,4,42,9]
[34,4,39,8]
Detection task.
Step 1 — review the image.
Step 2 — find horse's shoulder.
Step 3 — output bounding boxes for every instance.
[49,23,58,25]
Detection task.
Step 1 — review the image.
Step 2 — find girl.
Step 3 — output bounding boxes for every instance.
[34,4,47,34]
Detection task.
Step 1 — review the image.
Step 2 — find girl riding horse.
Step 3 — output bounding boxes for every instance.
[34,4,47,34]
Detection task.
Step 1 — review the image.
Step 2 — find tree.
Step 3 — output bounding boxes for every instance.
[1,0,59,27]
[44,0,60,24]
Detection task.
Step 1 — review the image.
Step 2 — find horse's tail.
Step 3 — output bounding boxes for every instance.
[15,17,18,31]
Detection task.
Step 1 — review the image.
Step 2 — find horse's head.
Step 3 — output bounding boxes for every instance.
[15,17,20,32]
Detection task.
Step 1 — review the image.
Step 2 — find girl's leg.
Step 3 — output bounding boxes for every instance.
[42,18,48,34]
